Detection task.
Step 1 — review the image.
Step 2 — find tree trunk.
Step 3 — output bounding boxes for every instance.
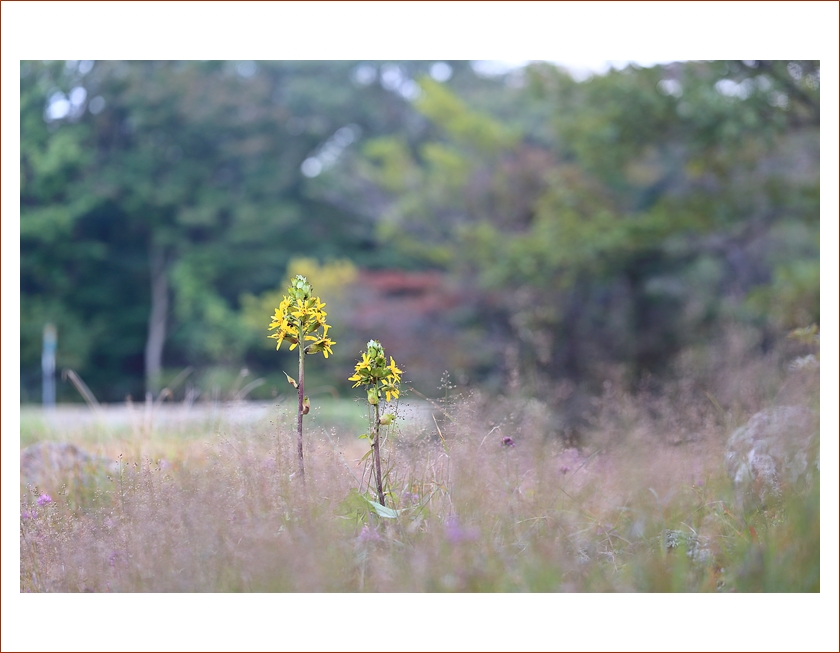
[145,244,169,398]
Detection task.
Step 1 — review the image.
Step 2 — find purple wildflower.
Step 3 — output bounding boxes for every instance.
[501,436,515,448]
[37,493,52,506]
[357,524,381,543]
[21,510,35,520]
[445,516,479,544]
[559,465,571,474]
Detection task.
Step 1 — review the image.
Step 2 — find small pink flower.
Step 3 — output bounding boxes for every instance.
[357,524,381,543]
[445,516,479,543]
[37,493,52,506]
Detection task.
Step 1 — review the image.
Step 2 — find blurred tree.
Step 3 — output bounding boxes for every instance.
[19,60,506,401]
[21,61,101,401]
[21,60,819,405]
[358,61,820,401]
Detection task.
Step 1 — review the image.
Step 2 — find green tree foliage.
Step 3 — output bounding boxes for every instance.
[21,60,506,402]
[21,62,103,399]
[360,61,819,394]
[20,60,819,405]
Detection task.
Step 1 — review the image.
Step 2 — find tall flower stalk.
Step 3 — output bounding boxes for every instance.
[269,275,335,481]
[349,340,402,506]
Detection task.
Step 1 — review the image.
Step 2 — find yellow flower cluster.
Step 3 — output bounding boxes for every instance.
[268,276,336,358]
[349,340,402,404]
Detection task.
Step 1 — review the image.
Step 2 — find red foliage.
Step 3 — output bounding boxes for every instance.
[337,270,480,393]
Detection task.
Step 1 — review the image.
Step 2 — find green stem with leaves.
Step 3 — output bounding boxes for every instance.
[297,329,306,482]
[268,275,335,487]
[349,340,402,508]
[372,401,385,506]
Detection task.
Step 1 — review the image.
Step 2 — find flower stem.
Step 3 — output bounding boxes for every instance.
[297,339,306,484]
[373,401,385,506]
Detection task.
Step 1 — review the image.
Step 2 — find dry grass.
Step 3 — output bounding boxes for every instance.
[19,347,820,594]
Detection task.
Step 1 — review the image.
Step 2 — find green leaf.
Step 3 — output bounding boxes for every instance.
[363,497,401,519]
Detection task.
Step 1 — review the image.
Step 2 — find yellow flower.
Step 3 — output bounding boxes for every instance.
[290,298,306,318]
[268,319,294,349]
[268,299,295,348]
[306,332,336,358]
[268,312,284,330]
[267,283,337,358]
[349,343,402,404]
[317,322,335,358]
[382,379,400,402]
[388,356,402,381]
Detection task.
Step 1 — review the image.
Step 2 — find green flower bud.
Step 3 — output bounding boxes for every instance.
[289,274,312,300]
[379,413,395,426]
[367,387,379,405]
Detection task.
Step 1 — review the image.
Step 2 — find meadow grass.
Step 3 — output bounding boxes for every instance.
[19,355,819,593]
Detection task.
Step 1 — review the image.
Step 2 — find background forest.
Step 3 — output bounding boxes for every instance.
[20,59,820,418]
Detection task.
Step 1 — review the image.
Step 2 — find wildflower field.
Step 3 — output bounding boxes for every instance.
[14,280,833,652]
[13,338,834,650]
[20,363,821,596]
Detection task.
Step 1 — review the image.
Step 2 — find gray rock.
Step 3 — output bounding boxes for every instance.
[725,406,818,507]
[20,441,118,492]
